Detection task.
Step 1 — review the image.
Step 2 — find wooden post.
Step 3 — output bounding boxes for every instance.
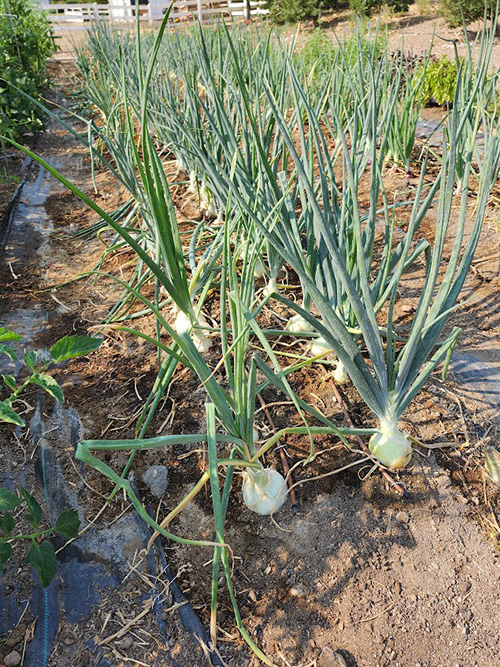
[244,0,251,21]
[197,0,203,22]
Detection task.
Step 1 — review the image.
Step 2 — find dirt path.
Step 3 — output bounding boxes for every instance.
[319,6,500,67]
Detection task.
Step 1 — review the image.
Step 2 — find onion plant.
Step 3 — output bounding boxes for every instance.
[251,64,500,468]
[442,13,499,194]
[74,214,361,661]
[383,50,428,176]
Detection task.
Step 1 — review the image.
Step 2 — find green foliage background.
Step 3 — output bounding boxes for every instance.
[265,0,321,22]
[0,0,55,140]
[439,0,489,27]
[265,0,414,20]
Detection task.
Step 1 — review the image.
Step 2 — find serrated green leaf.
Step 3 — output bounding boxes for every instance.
[54,509,79,538]
[1,513,15,534]
[19,487,43,527]
[0,328,22,343]
[0,344,18,362]
[23,350,38,371]
[26,541,57,587]
[2,374,16,390]
[0,400,24,426]
[50,335,103,362]
[30,373,64,403]
[0,542,12,566]
[0,488,22,512]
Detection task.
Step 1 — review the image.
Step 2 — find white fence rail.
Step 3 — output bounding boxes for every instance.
[41,3,113,23]
[40,1,268,24]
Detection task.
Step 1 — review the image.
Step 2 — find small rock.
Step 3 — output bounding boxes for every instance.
[318,648,348,667]
[4,651,22,667]
[395,511,410,524]
[459,580,472,594]
[290,584,306,598]
[118,636,133,650]
[142,465,168,497]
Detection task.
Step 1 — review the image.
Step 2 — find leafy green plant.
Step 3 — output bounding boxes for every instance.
[0,329,103,426]
[248,39,500,469]
[297,27,383,76]
[0,331,102,586]
[421,55,459,106]
[0,0,55,140]
[0,487,79,587]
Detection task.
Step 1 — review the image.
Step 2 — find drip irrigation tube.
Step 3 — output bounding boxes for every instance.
[0,157,33,253]
[139,490,224,667]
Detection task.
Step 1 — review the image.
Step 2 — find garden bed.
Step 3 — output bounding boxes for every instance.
[1,16,500,667]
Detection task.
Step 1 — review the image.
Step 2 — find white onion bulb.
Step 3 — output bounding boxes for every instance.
[175,157,186,172]
[173,309,212,353]
[242,467,287,515]
[286,314,315,333]
[308,336,332,357]
[253,259,267,280]
[262,278,277,298]
[333,359,349,385]
[188,171,198,194]
[369,423,412,469]
[199,183,217,216]
[236,240,266,279]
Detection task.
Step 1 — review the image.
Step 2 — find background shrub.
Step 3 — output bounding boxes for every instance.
[0,0,55,140]
[349,0,414,15]
[439,0,490,27]
[265,0,320,22]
